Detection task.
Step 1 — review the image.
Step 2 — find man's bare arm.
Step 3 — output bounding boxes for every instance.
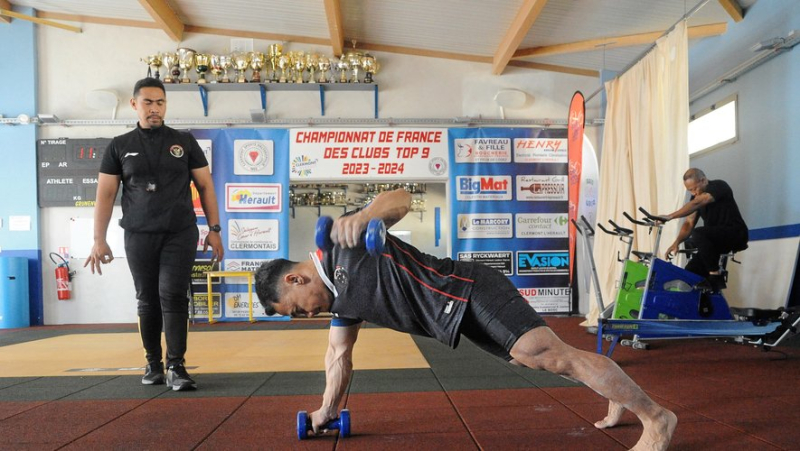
[191,166,224,261]
[664,192,714,221]
[333,188,411,248]
[311,322,361,432]
[84,173,120,274]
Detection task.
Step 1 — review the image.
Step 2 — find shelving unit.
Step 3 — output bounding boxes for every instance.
[164,83,379,118]
[290,185,348,218]
[363,183,427,222]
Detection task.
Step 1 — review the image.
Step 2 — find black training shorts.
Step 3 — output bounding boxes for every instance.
[458,263,547,361]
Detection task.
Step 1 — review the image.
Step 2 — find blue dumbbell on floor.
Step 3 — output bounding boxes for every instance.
[315,216,386,256]
[296,409,351,440]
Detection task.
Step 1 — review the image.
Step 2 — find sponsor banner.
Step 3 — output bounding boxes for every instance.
[189,128,290,323]
[516,213,569,238]
[223,258,271,284]
[568,91,586,283]
[289,128,448,180]
[228,219,280,251]
[196,224,210,251]
[454,138,512,163]
[516,175,568,201]
[191,259,218,284]
[225,292,267,319]
[456,175,512,201]
[457,251,513,275]
[456,214,513,239]
[514,138,567,163]
[234,140,274,175]
[197,139,213,173]
[517,250,569,275]
[518,287,571,313]
[191,292,222,319]
[225,183,282,212]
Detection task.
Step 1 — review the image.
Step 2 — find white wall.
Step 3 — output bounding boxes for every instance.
[688,1,799,310]
[36,23,600,324]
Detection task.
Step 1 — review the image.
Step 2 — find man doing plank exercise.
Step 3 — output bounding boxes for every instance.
[255,188,676,450]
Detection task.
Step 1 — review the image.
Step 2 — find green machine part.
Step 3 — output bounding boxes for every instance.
[611,260,649,320]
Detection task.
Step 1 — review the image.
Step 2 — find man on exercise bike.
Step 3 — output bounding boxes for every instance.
[658,168,748,291]
[254,188,676,450]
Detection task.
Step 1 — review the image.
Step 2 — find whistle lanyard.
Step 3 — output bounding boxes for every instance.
[137,129,165,192]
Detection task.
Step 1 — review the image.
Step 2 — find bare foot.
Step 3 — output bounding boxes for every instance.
[595,400,625,429]
[631,408,677,451]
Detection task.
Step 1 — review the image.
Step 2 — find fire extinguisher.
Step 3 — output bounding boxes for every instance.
[50,252,75,300]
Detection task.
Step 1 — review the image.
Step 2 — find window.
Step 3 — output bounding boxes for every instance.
[688,95,738,155]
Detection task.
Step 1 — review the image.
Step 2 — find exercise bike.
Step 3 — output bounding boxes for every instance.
[573,208,800,357]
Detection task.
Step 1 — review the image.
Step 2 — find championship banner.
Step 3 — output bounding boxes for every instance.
[289,128,449,181]
[189,129,291,322]
[449,128,571,313]
[567,91,585,284]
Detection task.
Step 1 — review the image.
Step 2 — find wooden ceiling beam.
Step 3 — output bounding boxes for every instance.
[138,0,184,42]
[0,0,12,24]
[25,8,596,78]
[492,0,548,75]
[0,8,81,32]
[507,60,598,77]
[718,0,744,23]
[514,22,727,59]
[323,0,344,56]
[355,41,491,63]
[37,11,160,29]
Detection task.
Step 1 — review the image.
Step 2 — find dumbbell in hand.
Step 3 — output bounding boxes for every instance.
[296,409,351,440]
[315,216,386,256]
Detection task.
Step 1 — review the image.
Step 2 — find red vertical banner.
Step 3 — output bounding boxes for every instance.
[567,91,585,284]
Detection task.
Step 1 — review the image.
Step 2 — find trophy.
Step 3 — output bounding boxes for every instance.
[249,51,266,83]
[219,54,233,83]
[305,53,319,83]
[194,53,210,84]
[317,56,331,83]
[345,50,363,83]
[141,54,163,79]
[277,53,290,83]
[231,51,251,83]
[267,43,283,82]
[293,51,306,83]
[209,54,224,83]
[361,53,379,83]
[334,55,349,83]
[176,47,196,83]
[161,52,179,83]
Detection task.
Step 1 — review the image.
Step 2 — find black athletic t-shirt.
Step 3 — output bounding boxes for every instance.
[322,235,476,348]
[100,124,208,233]
[696,179,747,231]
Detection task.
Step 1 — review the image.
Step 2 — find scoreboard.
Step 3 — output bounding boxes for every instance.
[37,138,117,207]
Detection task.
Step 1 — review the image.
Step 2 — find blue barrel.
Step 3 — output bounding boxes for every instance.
[0,257,30,329]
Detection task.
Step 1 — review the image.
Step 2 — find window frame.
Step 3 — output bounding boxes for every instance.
[688,93,739,157]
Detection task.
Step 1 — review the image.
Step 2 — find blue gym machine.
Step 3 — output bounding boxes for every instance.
[572,208,799,357]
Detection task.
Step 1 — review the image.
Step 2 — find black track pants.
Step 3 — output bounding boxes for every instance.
[685,226,748,278]
[125,225,198,367]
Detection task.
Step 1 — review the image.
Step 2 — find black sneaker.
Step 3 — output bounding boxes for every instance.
[142,362,165,385]
[167,364,197,391]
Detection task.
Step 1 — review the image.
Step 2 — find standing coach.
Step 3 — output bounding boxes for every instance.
[85,77,224,391]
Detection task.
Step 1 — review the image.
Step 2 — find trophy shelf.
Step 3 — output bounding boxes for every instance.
[290,184,348,218]
[164,83,379,119]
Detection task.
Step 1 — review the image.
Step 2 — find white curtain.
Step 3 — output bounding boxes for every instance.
[584,22,690,326]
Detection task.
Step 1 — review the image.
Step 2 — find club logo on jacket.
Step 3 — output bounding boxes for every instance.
[169,145,184,158]
[334,266,349,287]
